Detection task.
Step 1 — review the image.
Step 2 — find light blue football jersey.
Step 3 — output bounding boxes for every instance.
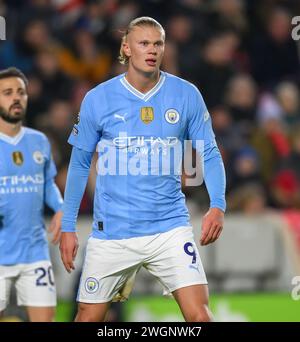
[0,127,58,265]
[69,71,220,239]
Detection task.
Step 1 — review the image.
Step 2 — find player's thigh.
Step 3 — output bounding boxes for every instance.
[15,261,56,309]
[145,226,207,293]
[172,284,212,322]
[0,266,15,312]
[78,237,141,304]
[26,306,55,322]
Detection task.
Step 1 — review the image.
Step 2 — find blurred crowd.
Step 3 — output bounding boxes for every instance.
[1,0,300,215]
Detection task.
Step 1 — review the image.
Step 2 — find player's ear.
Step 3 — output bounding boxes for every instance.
[122,41,131,58]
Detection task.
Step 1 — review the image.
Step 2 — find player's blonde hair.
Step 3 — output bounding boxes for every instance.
[118,16,165,65]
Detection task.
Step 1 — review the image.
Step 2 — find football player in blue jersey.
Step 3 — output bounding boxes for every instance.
[0,67,63,321]
[60,17,226,322]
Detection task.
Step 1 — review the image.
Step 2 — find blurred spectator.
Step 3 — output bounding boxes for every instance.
[211,106,244,161]
[106,0,140,58]
[161,40,179,75]
[51,0,84,29]
[166,14,197,77]
[250,7,300,88]
[287,127,300,179]
[256,92,282,124]
[276,81,300,128]
[110,0,140,31]
[228,146,261,192]
[262,118,290,159]
[38,100,73,170]
[71,79,93,113]
[57,28,112,83]
[34,48,74,105]
[252,108,291,187]
[38,100,73,206]
[20,0,56,29]
[75,1,109,37]
[271,169,300,208]
[188,30,239,108]
[0,19,55,73]
[251,118,279,184]
[227,182,267,214]
[26,74,47,127]
[210,0,248,35]
[225,73,257,123]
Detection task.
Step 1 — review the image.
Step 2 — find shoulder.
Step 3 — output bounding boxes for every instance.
[163,72,201,96]
[23,127,51,153]
[89,74,124,96]
[82,74,123,107]
[23,127,49,142]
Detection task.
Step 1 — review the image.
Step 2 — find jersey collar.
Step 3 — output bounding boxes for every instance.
[120,71,166,102]
[0,127,25,145]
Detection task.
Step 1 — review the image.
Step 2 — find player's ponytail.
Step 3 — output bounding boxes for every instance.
[118,35,128,65]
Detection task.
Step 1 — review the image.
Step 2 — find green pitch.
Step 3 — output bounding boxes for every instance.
[56,293,300,322]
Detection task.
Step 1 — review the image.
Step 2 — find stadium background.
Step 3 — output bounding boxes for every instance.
[0,0,300,321]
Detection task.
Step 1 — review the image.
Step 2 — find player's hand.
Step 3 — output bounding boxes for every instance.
[200,207,224,246]
[48,210,63,244]
[60,232,79,273]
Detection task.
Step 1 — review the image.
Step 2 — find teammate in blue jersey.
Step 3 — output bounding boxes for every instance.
[60,17,226,322]
[0,67,63,321]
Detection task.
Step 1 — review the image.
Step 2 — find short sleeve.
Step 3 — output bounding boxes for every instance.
[68,91,101,152]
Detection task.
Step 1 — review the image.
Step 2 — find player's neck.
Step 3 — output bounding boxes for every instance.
[0,118,22,137]
[125,68,160,94]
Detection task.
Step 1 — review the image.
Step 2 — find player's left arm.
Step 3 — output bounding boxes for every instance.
[187,84,226,246]
[44,138,64,244]
[201,207,224,246]
[200,141,225,246]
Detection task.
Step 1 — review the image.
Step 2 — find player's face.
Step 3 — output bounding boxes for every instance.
[0,77,28,124]
[125,25,165,75]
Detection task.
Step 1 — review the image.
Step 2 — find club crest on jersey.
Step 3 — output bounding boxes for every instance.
[140,107,154,124]
[12,151,23,166]
[165,109,180,124]
[85,277,99,294]
[33,151,44,164]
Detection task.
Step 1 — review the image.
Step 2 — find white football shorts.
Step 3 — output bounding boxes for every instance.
[77,226,207,303]
[0,260,56,311]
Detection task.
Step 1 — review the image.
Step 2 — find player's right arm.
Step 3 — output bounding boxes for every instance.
[60,232,79,273]
[60,90,101,273]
